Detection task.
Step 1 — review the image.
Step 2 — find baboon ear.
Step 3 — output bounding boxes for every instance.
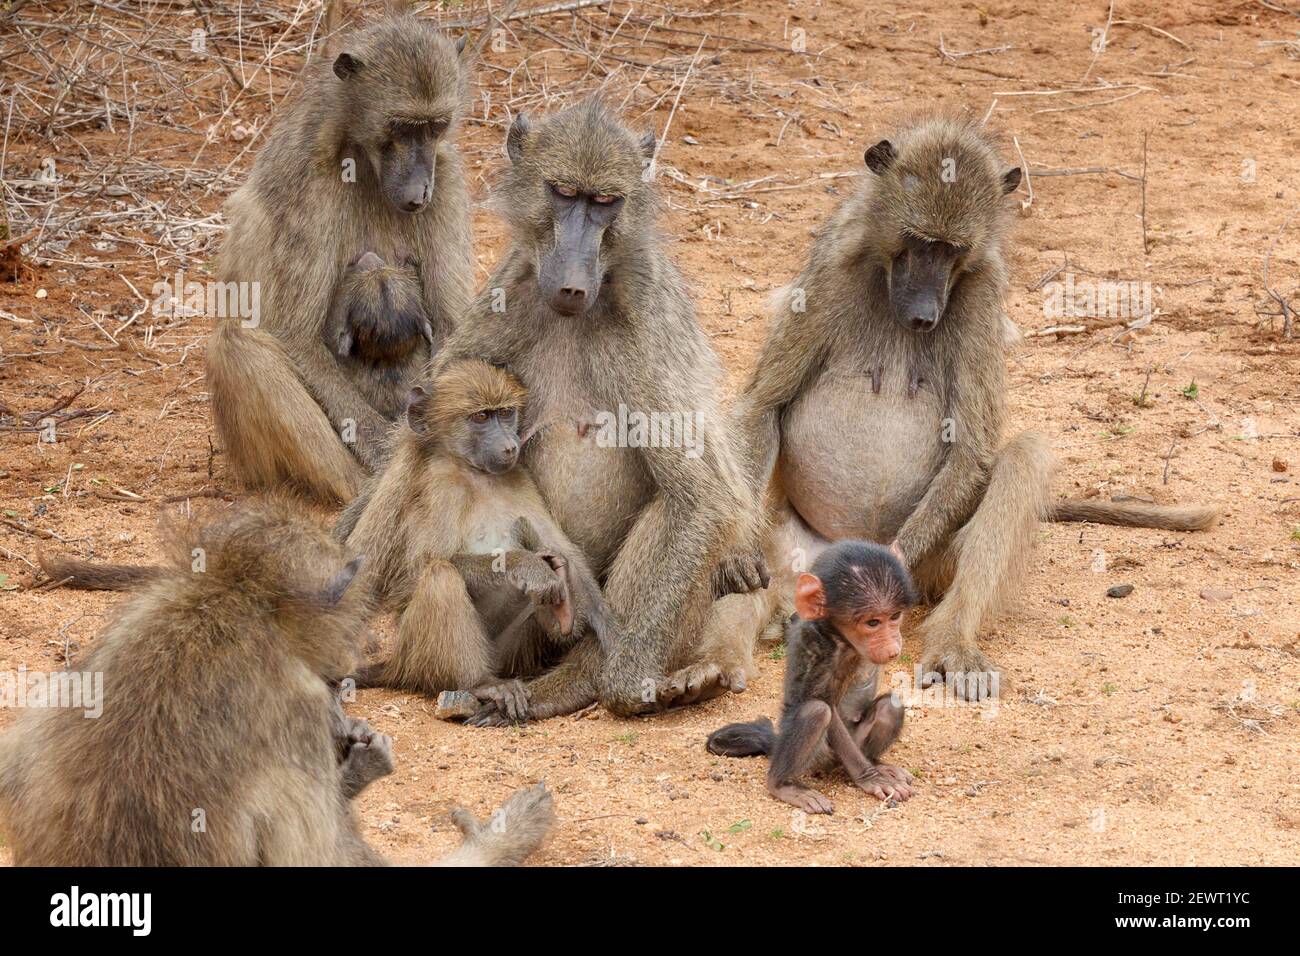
[506,114,531,163]
[456,33,468,55]
[794,573,828,621]
[1001,166,1023,195]
[864,139,896,175]
[406,385,431,434]
[639,131,658,160]
[323,556,363,606]
[333,52,363,81]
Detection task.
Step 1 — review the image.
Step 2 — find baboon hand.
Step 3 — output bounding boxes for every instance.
[919,643,1000,702]
[339,719,395,799]
[467,679,531,726]
[347,407,391,471]
[710,550,770,599]
[657,660,749,709]
[505,552,566,607]
[536,551,576,636]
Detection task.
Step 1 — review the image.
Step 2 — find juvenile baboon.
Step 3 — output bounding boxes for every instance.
[424,101,769,720]
[340,359,611,722]
[207,14,474,502]
[731,116,1218,699]
[0,501,553,866]
[325,250,430,419]
[708,541,918,813]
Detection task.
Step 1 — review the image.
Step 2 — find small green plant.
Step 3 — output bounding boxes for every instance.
[769,828,786,840]
[1101,682,1118,696]
[699,830,724,852]
[0,574,17,592]
[727,819,752,834]
[769,642,786,661]
[611,731,638,745]
[1181,380,1199,399]
[1290,527,1300,542]
[1058,614,1076,628]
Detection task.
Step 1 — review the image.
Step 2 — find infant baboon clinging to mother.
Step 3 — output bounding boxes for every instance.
[426,100,770,721]
[338,359,611,723]
[730,116,1218,698]
[1,501,553,866]
[325,250,431,420]
[207,13,474,502]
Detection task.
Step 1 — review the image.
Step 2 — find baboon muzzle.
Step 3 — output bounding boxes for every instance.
[888,243,959,333]
[538,202,606,316]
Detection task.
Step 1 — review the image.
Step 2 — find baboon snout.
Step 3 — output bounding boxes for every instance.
[552,285,589,315]
[909,312,938,332]
[399,179,432,213]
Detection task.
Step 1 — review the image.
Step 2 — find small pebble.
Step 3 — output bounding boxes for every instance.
[1106,584,1134,598]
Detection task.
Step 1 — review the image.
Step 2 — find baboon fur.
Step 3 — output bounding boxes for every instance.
[207,14,473,502]
[0,500,553,866]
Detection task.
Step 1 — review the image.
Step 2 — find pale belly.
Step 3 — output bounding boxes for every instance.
[527,419,653,578]
[778,371,946,542]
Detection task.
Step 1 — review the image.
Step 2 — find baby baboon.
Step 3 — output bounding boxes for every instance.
[340,359,611,722]
[207,14,474,502]
[425,100,768,720]
[325,250,430,419]
[731,116,1218,698]
[708,541,918,814]
[0,501,553,866]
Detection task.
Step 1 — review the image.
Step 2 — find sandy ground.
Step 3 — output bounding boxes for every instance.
[1,0,1298,866]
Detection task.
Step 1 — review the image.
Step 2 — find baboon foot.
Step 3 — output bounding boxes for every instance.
[657,660,748,709]
[852,763,913,802]
[919,643,1000,702]
[448,783,555,866]
[772,783,834,815]
[340,719,395,799]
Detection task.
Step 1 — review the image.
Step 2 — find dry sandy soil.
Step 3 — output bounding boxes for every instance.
[1,0,1298,866]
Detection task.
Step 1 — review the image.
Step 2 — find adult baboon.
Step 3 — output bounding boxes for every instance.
[207,14,474,502]
[731,116,1218,698]
[339,359,611,721]
[424,100,768,719]
[0,501,553,866]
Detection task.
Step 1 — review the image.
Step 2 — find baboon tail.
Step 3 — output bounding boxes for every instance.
[207,321,364,504]
[37,551,160,591]
[1051,500,1220,532]
[434,783,555,867]
[706,717,776,758]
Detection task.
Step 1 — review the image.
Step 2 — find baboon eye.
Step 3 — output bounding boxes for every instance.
[891,611,903,621]
[551,183,578,199]
[471,411,490,423]
[592,194,619,205]
[866,619,881,628]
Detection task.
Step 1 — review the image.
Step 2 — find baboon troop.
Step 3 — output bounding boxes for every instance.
[3,5,1226,867]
